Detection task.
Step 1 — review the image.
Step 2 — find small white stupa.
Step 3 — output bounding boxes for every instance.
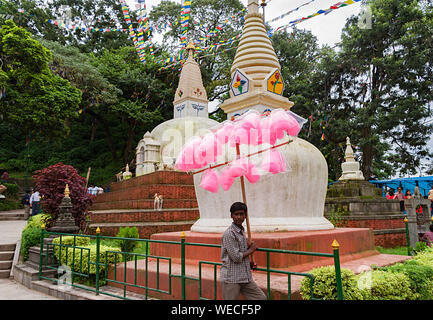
[135,41,219,176]
[338,137,364,181]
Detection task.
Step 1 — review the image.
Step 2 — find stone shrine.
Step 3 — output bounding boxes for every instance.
[325,138,406,247]
[50,184,79,234]
[135,41,218,176]
[339,137,364,181]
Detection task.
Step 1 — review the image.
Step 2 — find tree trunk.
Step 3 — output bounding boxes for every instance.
[361,127,373,179]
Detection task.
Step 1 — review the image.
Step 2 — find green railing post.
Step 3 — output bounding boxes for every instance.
[332,240,344,300]
[95,227,101,295]
[404,217,412,256]
[39,223,46,280]
[180,232,186,300]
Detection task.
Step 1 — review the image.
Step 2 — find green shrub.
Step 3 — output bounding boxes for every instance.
[53,243,122,275]
[415,242,429,254]
[20,213,52,260]
[115,227,140,254]
[356,270,413,300]
[300,266,363,300]
[3,183,19,198]
[51,235,91,257]
[412,247,433,268]
[0,199,22,211]
[380,261,433,300]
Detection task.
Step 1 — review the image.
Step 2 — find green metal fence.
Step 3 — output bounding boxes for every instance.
[38,225,344,300]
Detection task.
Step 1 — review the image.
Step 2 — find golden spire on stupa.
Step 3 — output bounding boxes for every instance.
[219,0,293,116]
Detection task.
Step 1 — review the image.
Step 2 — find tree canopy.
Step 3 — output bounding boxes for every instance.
[0,0,431,185]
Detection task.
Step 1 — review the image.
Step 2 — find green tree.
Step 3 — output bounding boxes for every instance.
[2,0,132,53]
[150,0,244,105]
[334,0,433,178]
[93,46,174,164]
[0,19,81,138]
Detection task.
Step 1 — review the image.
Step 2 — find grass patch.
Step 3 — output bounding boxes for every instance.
[376,246,409,256]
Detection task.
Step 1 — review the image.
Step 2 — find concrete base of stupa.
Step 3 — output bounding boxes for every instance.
[149,228,377,269]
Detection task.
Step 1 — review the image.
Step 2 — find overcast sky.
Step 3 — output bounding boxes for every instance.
[127,0,364,46]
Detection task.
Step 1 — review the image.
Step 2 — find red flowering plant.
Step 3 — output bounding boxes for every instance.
[33,163,94,232]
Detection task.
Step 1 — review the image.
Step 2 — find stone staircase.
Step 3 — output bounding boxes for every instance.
[0,210,25,221]
[88,171,199,238]
[0,243,15,279]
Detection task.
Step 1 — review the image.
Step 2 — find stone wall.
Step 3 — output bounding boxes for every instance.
[325,214,406,248]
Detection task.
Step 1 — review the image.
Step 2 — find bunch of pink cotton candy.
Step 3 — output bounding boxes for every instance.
[176,109,302,173]
[199,168,220,193]
[229,109,301,147]
[229,111,262,146]
[218,158,261,191]
[261,149,286,174]
[175,136,206,171]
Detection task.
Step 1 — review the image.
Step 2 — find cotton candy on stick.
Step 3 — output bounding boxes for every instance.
[261,148,287,174]
[199,168,220,193]
[198,132,221,164]
[175,136,207,171]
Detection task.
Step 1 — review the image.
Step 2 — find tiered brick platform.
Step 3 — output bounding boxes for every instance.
[326,180,407,248]
[88,171,199,238]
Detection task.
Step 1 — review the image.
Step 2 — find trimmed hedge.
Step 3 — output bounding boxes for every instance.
[380,260,433,300]
[300,266,363,300]
[52,237,122,275]
[20,213,52,261]
[356,270,413,300]
[301,248,433,300]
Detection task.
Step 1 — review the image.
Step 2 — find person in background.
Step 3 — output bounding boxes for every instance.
[29,188,41,216]
[97,186,104,195]
[403,190,412,215]
[21,189,31,220]
[428,185,433,216]
[1,170,8,183]
[421,224,433,247]
[413,185,422,199]
[396,187,405,212]
[386,189,396,200]
[220,202,266,300]
[92,185,99,196]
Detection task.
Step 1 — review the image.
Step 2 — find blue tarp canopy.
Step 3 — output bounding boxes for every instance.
[369,176,433,197]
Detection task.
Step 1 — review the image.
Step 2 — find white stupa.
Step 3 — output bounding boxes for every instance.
[135,41,219,176]
[339,137,365,181]
[190,0,333,232]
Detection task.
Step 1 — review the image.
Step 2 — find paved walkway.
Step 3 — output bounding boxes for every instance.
[0,209,59,300]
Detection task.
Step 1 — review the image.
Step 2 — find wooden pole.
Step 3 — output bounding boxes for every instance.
[85,167,91,189]
[235,143,251,241]
[235,143,255,266]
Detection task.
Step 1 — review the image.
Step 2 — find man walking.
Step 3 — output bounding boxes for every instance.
[29,188,41,216]
[220,202,266,300]
[21,190,31,220]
